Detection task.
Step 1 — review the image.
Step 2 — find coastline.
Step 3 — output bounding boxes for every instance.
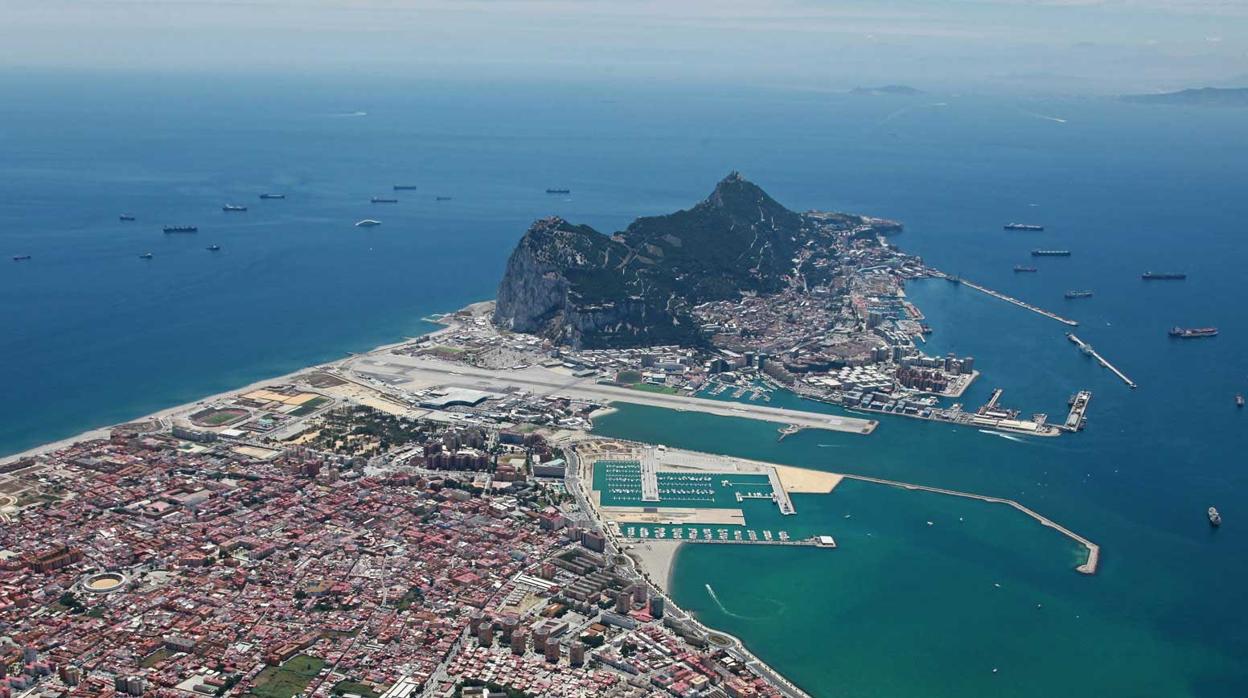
[0,304,476,466]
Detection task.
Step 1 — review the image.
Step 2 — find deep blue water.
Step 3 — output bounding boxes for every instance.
[4,71,1248,695]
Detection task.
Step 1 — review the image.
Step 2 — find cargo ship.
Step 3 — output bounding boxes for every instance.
[222,204,247,212]
[206,244,221,252]
[1031,249,1071,257]
[1013,265,1038,273]
[546,188,571,194]
[1004,223,1043,231]
[1142,272,1186,280]
[354,219,382,227]
[12,255,31,261]
[162,225,198,234]
[371,197,399,204]
[393,185,419,191]
[1064,290,1093,299]
[1209,507,1221,527]
[139,252,153,259]
[1169,327,1218,338]
[259,193,285,200]
[119,214,136,222]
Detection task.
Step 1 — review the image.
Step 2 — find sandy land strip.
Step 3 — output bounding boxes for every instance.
[628,539,684,593]
[603,506,746,526]
[0,305,483,466]
[772,465,844,493]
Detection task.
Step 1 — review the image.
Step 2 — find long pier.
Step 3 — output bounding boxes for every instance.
[841,474,1100,574]
[944,274,1079,327]
[1066,333,1138,389]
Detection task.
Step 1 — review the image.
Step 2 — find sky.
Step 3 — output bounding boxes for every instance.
[2,0,1246,93]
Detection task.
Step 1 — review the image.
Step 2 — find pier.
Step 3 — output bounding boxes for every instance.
[841,474,1100,574]
[640,447,660,502]
[1066,333,1138,389]
[944,274,1079,327]
[767,467,796,515]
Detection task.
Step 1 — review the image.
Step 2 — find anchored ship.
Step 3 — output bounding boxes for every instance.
[1169,327,1218,338]
[12,255,31,261]
[119,214,136,222]
[371,197,399,203]
[546,188,571,194]
[1004,223,1043,231]
[1013,265,1038,273]
[1209,507,1221,527]
[222,204,247,212]
[139,252,153,259]
[206,244,221,252]
[435,196,453,201]
[259,193,285,200]
[1142,272,1186,280]
[1031,249,1071,257]
[162,225,198,234]
[1064,290,1094,299]
[1236,393,1244,408]
[393,185,419,190]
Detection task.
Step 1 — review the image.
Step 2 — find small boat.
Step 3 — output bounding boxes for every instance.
[371,197,399,204]
[1208,507,1221,527]
[163,225,198,234]
[206,244,221,252]
[222,204,247,212]
[1237,394,1244,408]
[354,219,382,227]
[1142,272,1186,280]
[139,252,154,259]
[1064,290,1093,299]
[393,185,419,191]
[1013,265,1038,273]
[259,193,286,200]
[435,196,453,201]
[12,255,31,261]
[546,188,571,194]
[119,214,136,222]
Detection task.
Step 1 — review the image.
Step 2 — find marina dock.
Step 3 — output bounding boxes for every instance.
[767,467,796,515]
[640,447,661,502]
[944,274,1079,327]
[842,474,1100,574]
[1066,333,1137,389]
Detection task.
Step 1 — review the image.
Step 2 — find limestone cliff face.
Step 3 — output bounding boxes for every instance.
[493,172,884,348]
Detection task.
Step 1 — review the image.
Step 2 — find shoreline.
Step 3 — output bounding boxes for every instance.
[0,304,475,467]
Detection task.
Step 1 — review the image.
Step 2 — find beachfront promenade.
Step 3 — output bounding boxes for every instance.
[842,474,1101,574]
[351,355,880,434]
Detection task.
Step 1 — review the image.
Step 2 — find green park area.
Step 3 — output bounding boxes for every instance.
[249,655,326,698]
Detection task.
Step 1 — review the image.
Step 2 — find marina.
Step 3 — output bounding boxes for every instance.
[1066,333,1138,389]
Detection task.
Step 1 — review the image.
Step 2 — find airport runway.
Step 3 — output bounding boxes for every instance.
[348,355,878,435]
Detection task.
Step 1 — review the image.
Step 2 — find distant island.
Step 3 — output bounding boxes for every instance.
[492,173,901,348]
[849,85,924,96]
[1121,87,1248,107]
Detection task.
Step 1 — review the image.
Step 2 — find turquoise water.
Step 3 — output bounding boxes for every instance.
[4,71,1248,695]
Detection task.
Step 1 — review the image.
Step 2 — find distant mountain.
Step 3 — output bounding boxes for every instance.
[849,85,924,96]
[492,173,893,348]
[1121,87,1248,107]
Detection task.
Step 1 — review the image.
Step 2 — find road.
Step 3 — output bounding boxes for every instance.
[348,355,878,435]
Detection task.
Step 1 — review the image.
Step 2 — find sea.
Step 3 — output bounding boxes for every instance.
[3,70,1247,697]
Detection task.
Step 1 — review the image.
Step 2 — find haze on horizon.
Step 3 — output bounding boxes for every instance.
[3,0,1247,94]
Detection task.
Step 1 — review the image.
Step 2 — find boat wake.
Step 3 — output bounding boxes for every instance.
[978,429,1027,443]
[1017,108,1067,124]
[704,584,784,620]
[817,443,845,448]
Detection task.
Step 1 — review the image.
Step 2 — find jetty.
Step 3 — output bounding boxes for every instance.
[841,474,1100,574]
[944,274,1079,327]
[1066,333,1137,389]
